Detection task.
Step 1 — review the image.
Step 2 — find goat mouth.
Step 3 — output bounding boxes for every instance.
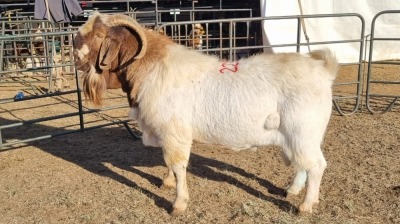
[75,60,91,73]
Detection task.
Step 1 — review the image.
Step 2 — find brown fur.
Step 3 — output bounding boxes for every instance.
[76,16,108,106]
[74,14,173,107]
[189,24,205,48]
[82,70,107,106]
[106,14,148,59]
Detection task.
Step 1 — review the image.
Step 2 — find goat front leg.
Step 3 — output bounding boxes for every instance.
[286,170,307,196]
[162,141,191,215]
[161,166,176,189]
[171,159,189,215]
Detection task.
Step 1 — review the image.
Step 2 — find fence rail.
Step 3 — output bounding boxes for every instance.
[366,10,400,114]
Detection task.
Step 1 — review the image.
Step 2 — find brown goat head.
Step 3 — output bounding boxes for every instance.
[73,12,147,106]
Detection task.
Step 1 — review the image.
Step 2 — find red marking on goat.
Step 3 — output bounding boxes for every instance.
[219,62,239,74]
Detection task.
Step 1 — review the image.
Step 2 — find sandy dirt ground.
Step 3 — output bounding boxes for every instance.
[0,64,399,223]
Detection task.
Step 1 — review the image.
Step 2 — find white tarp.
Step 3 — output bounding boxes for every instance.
[260,0,400,62]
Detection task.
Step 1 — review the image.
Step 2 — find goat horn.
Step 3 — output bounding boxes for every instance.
[106,14,147,59]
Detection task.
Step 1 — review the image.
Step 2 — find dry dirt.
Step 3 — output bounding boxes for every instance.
[0,64,399,223]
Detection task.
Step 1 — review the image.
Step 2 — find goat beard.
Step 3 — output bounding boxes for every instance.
[82,65,107,107]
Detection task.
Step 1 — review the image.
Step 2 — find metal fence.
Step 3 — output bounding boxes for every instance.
[1,11,399,150]
[366,10,400,114]
[0,29,138,150]
[158,13,366,116]
[0,17,77,93]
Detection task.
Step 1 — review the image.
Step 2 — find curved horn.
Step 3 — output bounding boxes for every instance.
[106,14,147,59]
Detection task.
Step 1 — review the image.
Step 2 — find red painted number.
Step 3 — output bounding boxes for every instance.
[219,62,239,74]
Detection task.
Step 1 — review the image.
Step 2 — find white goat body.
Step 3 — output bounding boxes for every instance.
[132,45,337,214]
[74,13,338,215]
[135,46,335,167]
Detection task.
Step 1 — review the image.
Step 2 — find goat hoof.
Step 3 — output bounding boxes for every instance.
[171,199,188,216]
[285,186,301,198]
[171,208,185,216]
[160,184,172,189]
[285,189,300,197]
[160,182,175,190]
[298,200,319,214]
[298,203,313,214]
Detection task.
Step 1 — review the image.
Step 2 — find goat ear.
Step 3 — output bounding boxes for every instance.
[98,37,120,70]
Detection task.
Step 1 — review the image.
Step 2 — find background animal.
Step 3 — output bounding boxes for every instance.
[189,23,205,49]
[74,12,338,215]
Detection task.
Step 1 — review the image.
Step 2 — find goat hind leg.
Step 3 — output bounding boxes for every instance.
[286,169,307,196]
[281,148,306,196]
[299,153,327,213]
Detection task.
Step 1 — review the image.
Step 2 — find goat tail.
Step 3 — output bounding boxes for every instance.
[82,66,107,107]
[309,49,339,80]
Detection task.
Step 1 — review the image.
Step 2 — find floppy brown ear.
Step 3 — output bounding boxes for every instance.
[98,37,120,70]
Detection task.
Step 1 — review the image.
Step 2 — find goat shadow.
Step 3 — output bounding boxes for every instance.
[0,115,296,214]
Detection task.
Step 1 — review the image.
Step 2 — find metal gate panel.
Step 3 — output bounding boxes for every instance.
[0,28,138,151]
[366,10,400,114]
[157,13,365,115]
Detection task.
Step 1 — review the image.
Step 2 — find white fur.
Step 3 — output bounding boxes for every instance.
[131,45,337,214]
[137,46,335,163]
[264,112,280,129]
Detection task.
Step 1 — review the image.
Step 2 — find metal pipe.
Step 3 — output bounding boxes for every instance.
[0,103,128,130]
[75,70,85,132]
[0,90,76,104]
[296,18,301,52]
[229,21,233,60]
[0,120,134,151]
[366,10,400,113]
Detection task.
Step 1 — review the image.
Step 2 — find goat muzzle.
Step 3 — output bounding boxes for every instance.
[75,60,91,75]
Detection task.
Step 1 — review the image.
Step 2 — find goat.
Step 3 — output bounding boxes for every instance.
[73,12,338,215]
[189,23,205,49]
